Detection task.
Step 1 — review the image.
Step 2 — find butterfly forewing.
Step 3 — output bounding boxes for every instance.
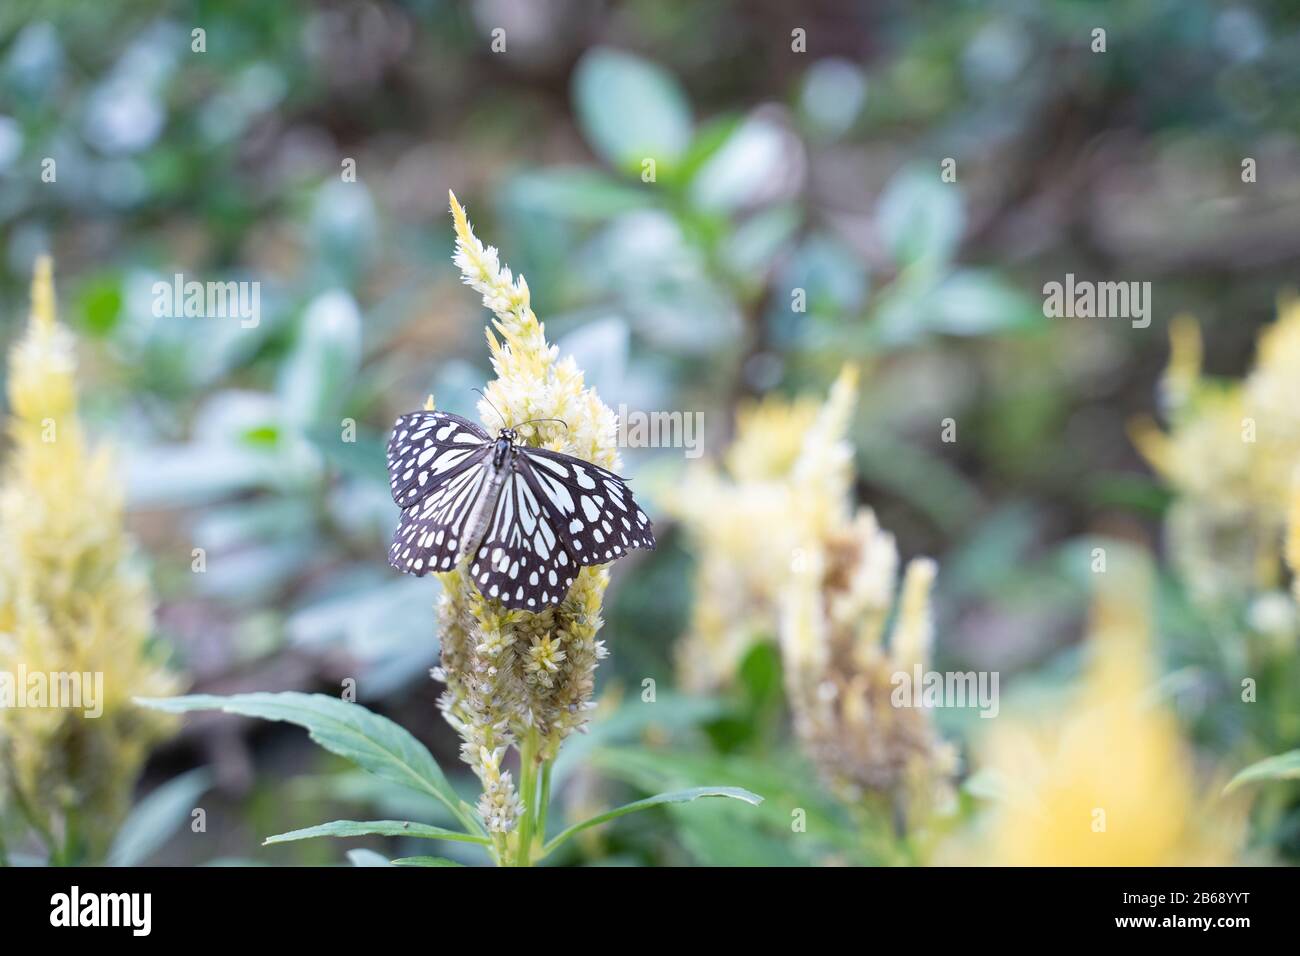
[386,410,494,575]
[386,411,492,508]
[518,446,655,565]
[466,469,579,609]
[389,453,492,575]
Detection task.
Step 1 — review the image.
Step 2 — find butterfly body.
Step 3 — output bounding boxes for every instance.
[386,411,654,610]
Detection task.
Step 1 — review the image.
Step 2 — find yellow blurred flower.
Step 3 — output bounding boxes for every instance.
[672,366,955,816]
[953,551,1239,865]
[1132,299,1300,603]
[0,257,178,862]
[668,369,857,691]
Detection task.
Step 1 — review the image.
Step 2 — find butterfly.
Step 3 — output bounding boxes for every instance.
[385,409,655,609]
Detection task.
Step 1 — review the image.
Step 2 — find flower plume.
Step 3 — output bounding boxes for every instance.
[432,194,620,848]
[0,256,178,862]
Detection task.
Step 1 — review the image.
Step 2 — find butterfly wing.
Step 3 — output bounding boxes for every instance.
[386,410,494,576]
[386,410,492,508]
[518,446,655,565]
[388,449,494,575]
[466,466,578,609]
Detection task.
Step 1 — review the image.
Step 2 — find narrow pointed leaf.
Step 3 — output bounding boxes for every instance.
[392,856,465,867]
[263,819,488,847]
[1224,750,1300,794]
[136,692,479,834]
[543,786,761,856]
[107,767,213,867]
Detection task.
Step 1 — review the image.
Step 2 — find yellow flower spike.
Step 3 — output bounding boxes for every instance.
[674,363,953,823]
[1126,414,1172,478]
[890,557,938,674]
[724,394,821,480]
[1134,296,1300,604]
[1159,314,1203,416]
[432,198,619,839]
[952,548,1240,866]
[0,257,179,862]
[671,365,866,691]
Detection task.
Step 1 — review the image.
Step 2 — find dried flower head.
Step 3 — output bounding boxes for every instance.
[783,508,957,815]
[0,257,178,861]
[672,366,956,816]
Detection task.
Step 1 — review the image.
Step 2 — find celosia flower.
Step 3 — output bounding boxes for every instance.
[665,382,836,692]
[431,194,620,860]
[782,508,957,815]
[672,367,956,818]
[950,550,1239,865]
[0,257,178,863]
[1132,300,1300,603]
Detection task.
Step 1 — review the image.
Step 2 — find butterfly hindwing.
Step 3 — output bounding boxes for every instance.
[466,467,577,609]
[518,446,655,566]
[386,410,492,508]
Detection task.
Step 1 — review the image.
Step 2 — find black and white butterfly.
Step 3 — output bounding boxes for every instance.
[385,410,655,610]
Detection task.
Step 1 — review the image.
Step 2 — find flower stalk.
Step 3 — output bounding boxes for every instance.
[433,193,623,864]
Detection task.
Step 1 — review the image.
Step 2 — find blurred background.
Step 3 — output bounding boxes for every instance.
[2,0,1299,865]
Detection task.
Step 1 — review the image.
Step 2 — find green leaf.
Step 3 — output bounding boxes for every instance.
[278,290,362,427]
[304,425,388,481]
[590,747,889,864]
[76,274,124,336]
[591,746,845,839]
[391,856,464,867]
[924,270,1040,336]
[107,768,213,866]
[674,114,743,188]
[1224,750,1300,794]
[136,692,480,834]
[542,786,761,856]
[506,168,655,222]
[550,692,730,788]
[572,48,692,175]
[687,114,790,212]
[665,797,805,866]
[263,819,488,847]
[876,166,964,268]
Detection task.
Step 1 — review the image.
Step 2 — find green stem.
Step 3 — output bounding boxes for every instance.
[490,830,510,864]
[514,729,539,867]
[534,759,553,857]
[63,806,82,866]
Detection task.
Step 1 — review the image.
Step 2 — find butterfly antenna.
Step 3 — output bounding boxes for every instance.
[472,388,507,429]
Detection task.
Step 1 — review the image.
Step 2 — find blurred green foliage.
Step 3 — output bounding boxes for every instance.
[2,0,1299,865]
